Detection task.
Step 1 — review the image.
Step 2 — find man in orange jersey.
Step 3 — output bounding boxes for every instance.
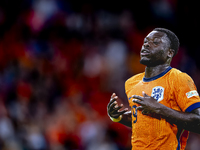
[107,28,200,150]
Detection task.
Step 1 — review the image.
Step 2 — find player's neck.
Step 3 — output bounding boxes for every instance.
[144,64,170,78]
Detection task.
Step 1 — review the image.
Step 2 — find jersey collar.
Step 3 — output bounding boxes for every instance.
[143,66,172,82]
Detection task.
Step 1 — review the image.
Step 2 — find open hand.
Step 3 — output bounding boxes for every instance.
[131,91,163,116]
[107,93,128,118]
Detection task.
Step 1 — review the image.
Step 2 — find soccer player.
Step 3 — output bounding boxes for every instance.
[107,28,200,150]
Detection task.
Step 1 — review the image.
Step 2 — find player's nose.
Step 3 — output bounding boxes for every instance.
[143,42,150,48]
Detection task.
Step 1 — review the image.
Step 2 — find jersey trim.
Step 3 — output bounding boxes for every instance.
[176,129,184,150]
[185,102,200,112]
[177,141,180,150]
[143,66,172,82]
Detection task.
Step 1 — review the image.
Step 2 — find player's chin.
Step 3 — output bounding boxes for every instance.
[140,58,151,66]
[140,58,159,67]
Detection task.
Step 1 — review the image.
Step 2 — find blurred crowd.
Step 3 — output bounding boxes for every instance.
[0,0,199,150]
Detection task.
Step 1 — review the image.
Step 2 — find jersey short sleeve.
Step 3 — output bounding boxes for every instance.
[174,72,200,112]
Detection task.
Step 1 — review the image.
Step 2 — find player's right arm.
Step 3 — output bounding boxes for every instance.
[107,93,132,127]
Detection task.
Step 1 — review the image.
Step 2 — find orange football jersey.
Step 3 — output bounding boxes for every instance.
[125,67,200,150]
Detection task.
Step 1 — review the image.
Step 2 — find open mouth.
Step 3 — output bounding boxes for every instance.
[140,49,150,56]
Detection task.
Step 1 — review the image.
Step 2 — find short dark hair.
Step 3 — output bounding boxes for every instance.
[153,28,180,57]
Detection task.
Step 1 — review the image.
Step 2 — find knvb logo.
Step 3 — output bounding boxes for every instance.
[151,86,164,102]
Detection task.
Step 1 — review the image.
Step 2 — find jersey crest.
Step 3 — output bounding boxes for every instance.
[151,86,164,102]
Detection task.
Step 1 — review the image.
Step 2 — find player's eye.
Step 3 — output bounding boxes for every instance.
[153,42,159,45]
[144,39,147,43]
[153,38,160,45]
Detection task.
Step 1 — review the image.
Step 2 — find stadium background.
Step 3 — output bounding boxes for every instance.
[0,0,199,149]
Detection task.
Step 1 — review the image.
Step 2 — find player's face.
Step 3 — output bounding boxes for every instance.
[140,31,171,67]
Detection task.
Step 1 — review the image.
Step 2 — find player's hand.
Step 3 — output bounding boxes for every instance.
[107,93,128,118]
[131,91,162,115]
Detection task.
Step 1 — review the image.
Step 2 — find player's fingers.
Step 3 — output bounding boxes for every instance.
[110,96,118,102]
[136,106,143,111]
[108,96,118,108]
[132,99,144,105]
[111,93,116,99]
[131,95,144,101]
[108,101,117,110]
[118,108,129,115]
[110,104,122,114]
[112,104,123,112]
[109,104,123,118]
[142,91,149,97]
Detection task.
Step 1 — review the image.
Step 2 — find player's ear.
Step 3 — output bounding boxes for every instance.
[168,49,175,58]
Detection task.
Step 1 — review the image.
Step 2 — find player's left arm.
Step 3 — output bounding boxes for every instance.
[158,104,200,134]
[132,91,200,134]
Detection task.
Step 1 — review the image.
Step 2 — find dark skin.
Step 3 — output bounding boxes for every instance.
[107,31,200,133]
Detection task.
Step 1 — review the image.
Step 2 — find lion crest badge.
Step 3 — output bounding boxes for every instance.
[151,86,164,102]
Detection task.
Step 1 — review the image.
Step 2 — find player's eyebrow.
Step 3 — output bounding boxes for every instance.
[144,36,161,41]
